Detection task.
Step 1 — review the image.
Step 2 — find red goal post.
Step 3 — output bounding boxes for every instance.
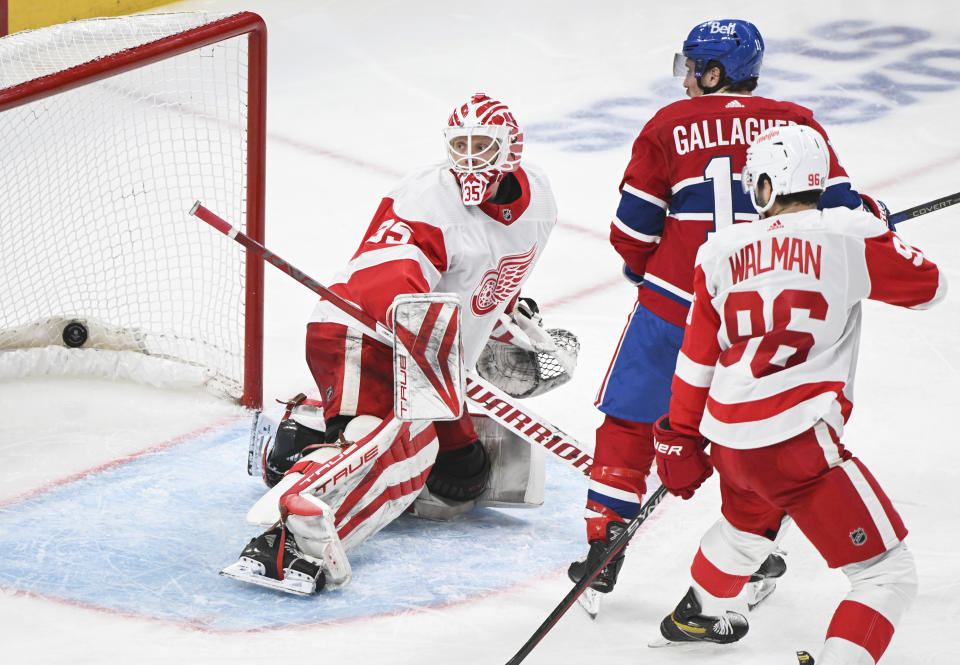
[0,11,266,408]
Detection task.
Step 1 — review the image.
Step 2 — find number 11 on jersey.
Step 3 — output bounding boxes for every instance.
[704,156,735,232]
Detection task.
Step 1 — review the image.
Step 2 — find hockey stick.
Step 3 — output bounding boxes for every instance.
[889,191,960,227]
[190,202,593,476]
[505,484,669,665]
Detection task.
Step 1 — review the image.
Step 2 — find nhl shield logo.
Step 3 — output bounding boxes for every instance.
[850,528,867,546]
[503,208,512,221]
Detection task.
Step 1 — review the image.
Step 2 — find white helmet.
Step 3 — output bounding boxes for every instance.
[444,93,523,205]
[741,124,829,213]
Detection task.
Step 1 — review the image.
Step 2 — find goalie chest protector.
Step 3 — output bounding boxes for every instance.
[315,162,557,369]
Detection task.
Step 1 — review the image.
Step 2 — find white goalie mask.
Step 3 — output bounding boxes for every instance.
[742,124,829,213]
[444,93,523,205]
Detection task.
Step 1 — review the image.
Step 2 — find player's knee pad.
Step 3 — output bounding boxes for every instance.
[426,439,491,501]
[591,464,648,496]
[841,542,918,624]
[595,416,655,465]
[698,516,790,577]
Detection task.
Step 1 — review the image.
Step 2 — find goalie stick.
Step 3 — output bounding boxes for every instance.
[190,202,593,476]
[505,484,669,665]
[889,190,960,227]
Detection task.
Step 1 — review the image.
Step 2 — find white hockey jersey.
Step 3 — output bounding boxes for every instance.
[669,206,947,448]
[309,163,557,368]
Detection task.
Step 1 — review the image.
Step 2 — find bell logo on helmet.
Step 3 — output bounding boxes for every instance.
[709,22,737,35]
[680,19,765,84]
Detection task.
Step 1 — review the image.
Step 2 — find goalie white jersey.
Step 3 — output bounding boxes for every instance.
[310,163,557,368]
[669,206,947,448]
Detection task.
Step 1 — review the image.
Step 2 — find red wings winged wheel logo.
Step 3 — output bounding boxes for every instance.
[471,244,537,316]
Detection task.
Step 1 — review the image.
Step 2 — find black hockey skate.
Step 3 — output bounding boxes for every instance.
[656,586,749,646]
[264,418,326,487]
[796,651,815,664]
[220,525,325,596]
[745,550,787,610]
[567,521,627,593]
[567,521,626,619]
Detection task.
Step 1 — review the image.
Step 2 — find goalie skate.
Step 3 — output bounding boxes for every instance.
[220,526,325,596]
[247,409,277,480]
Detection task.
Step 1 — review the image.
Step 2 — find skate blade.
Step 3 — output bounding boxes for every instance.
[577,588,602,619]
[220,560,317,596]
[746,579,777,610]
[647,637,705,649]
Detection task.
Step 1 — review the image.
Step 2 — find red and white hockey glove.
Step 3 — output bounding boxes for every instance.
[861,193,893,230]
[653,415,713,500]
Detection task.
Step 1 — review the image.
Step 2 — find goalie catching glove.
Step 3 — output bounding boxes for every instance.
[476,297,579,398]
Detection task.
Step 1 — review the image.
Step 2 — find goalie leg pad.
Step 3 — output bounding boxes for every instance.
[425,439,490,501]
[411,413,547,519]
[408,486,478,521]
[248,416,439,559]
[281,493,352,588]
[473,413,545,508]
[245,415,385,527]
[289,416,439,552]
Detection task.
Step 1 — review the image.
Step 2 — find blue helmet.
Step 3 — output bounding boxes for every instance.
[680,19,764,83]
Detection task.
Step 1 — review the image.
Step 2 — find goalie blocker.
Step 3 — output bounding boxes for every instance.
[391,293,465,421]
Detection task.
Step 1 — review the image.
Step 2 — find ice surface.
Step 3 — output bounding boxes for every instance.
[0,420,593,631]
[2,0,959,663]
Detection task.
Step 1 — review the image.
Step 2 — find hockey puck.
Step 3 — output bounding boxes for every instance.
[62,321,89,348]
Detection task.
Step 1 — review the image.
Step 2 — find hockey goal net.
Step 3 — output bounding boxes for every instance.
[0,11,266,408]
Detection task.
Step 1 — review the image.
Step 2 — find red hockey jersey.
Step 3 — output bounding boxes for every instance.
[669,207,946,448]
[612,93,863,327]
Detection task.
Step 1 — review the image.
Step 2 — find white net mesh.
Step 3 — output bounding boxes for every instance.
[0,12,260,402]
